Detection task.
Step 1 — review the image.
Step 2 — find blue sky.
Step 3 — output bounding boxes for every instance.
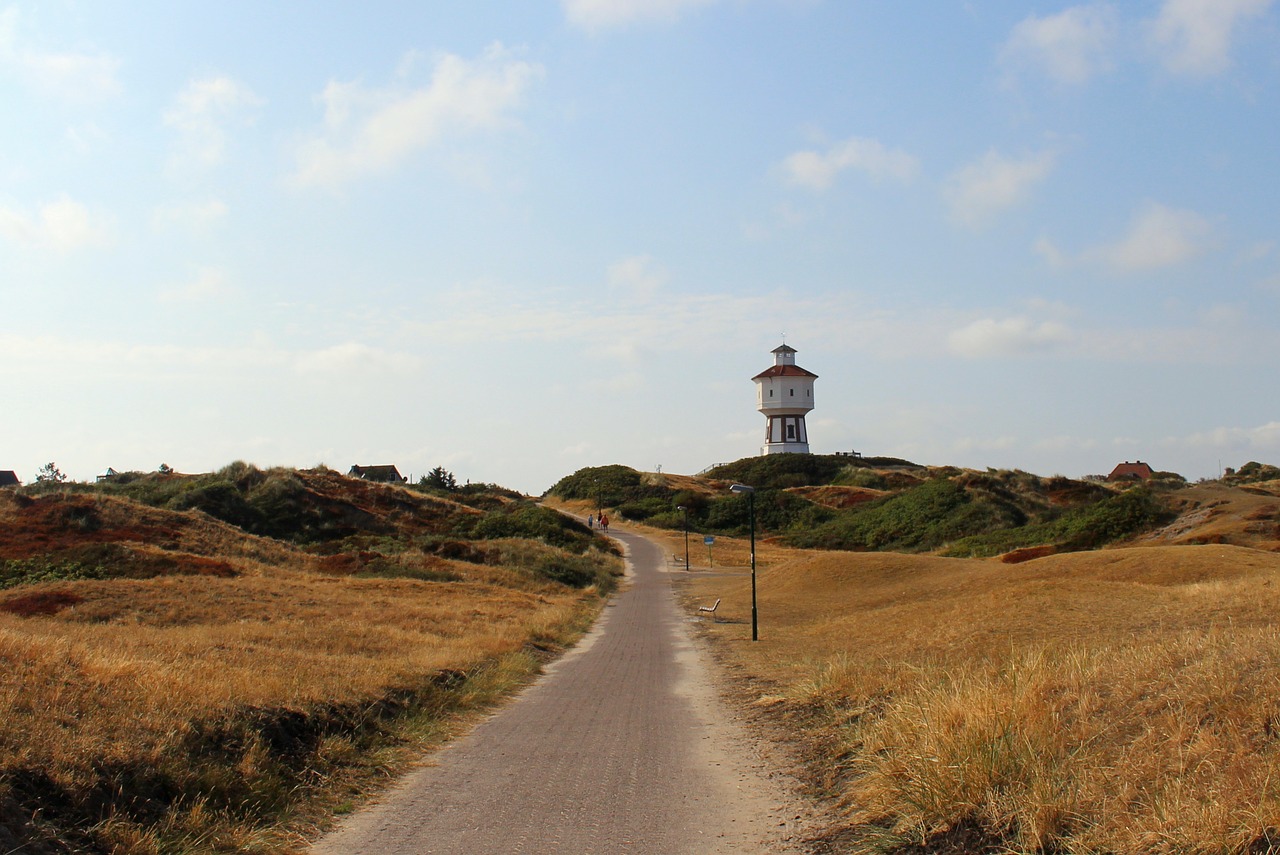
[2,0,1278,492]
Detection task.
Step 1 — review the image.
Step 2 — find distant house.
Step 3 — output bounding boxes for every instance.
[347,464,406,483]
[96,467,119,483]
[1108,460,1154,482]
[0,470,19,488]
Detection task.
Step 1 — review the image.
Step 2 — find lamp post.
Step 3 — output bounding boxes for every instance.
[729,484,757,641]
[676,505,690,571]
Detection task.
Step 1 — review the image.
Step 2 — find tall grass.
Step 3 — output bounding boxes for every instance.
[0,577,607,852]
[669,525,1280,854]
[0,480,623,852]
[796,630,1280,853]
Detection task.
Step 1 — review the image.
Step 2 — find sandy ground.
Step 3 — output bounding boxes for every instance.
[308,524,819,854]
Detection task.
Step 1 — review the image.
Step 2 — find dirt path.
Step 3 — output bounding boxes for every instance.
[309,526,812,854]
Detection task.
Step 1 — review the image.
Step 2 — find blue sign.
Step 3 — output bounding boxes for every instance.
[704,536,715,545]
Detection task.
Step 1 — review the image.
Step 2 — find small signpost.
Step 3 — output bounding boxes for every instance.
[704,535,715,568]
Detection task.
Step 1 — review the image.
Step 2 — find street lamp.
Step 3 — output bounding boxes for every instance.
[676,505,690,571]
[729,484,757,641]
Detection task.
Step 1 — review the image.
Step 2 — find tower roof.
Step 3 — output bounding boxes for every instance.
[752,364,818,380]
[771,344,797,354]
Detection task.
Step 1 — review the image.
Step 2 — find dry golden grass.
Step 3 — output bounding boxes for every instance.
[659,514,1280,853]
[0,488,617,853]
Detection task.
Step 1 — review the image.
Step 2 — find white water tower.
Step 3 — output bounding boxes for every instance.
[752,343,817,455]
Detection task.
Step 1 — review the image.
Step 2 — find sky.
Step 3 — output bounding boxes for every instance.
[2,0,1278,493]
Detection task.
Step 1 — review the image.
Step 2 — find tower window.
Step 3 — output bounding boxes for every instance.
[789,388,794,396]
[787,423,796,439]
[769,389,773,397]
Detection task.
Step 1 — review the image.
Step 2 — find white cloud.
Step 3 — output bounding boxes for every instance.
[782,136,919,191]
[1181,421,1280,452]
[953,435,1019,453]
[948,316,1073,358]
[1033,235,1069,268]
[562,0,718,31]
[158,267,237,304]
[164,76,263,174]
[607,255,669,301]
[0,195,111,251]
[294,341,421,376]
[1148,0,1273,76]
[292,44,543,189]
[1001,4,1118,84]
[1242,239,1276,263]
[1084,202,1213,271]
[944,149,1056,228]
[0,6,120,101]
[65,121,109,154]
[0,332,419,383]
[152,199,229,233]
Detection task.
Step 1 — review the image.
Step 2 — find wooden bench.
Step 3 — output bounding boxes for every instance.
[697,598,721,621]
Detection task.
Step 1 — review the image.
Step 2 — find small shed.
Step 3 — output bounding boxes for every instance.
[1108,460,1154,482]
[0,470,19,488]
[96,467,119,483]
[348,464,406,483]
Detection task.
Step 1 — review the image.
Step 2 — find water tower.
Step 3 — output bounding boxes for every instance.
[752,344,817,455]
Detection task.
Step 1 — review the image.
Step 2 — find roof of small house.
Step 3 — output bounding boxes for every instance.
[753,364,818,380]
[0,470,19,487]
[348,464,405,482]
[1108,461,1154,481]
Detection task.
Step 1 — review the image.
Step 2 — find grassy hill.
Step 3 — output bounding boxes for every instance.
[8,455,1279,853]
[0,466,621,854]
[548,457,1188,557]
[625,458,1280,854]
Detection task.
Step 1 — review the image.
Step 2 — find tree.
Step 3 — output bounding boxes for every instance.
[36,462,67,483]
[157,463,173,474]
[422,466,458,492]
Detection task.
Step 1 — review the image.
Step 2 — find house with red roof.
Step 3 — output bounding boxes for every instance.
[1107,461,1154,482]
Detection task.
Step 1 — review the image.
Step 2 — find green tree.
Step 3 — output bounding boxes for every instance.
[35,462,67,483]
[423,466,458,492]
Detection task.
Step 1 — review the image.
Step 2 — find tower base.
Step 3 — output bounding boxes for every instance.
[762,442,811,455]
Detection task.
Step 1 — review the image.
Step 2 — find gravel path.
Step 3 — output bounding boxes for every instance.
[309,525,810,854]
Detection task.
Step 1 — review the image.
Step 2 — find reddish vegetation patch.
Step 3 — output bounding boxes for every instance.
[1001,545,1058,564]
[0,494,183,560]
[790,486,883,510]
[318,553,361,575]
[181,556,238,577]
[0,589,83,617]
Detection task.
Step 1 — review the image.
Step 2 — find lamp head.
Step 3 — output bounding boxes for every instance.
[729,484,755,494]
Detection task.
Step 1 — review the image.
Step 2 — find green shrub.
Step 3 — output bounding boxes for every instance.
[545,465,646,505]
[0,558,112,589]
[491,541,622,591]
[787,478,1024,552]
[704,488,834,536]
[167,480,264,530]
[464,504,598,554]
[832,466,888,489]
[944,487,1173,558]
[704,454,920,490]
